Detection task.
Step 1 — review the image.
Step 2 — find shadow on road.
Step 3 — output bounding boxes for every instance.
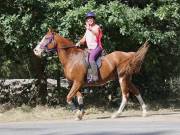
[72,131,171,135]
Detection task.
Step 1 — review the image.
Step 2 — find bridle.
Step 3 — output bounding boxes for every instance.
[39,32,76,53]
[39,32,57,53]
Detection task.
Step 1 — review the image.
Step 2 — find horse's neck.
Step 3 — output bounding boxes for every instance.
[57,48,84,67]
[56,35,78,66]
[57,49,68,66]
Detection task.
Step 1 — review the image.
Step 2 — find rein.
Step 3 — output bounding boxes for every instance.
[58,45,76,49]
[55,43,77,52]
[47,43,77,53]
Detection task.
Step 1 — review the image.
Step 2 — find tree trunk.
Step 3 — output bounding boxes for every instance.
[31,53,47,105]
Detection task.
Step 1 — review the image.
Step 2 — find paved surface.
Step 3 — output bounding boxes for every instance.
[0,114,180,135]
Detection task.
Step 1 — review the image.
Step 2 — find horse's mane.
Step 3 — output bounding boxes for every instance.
[57,33,74,46]
[56,33,84,56]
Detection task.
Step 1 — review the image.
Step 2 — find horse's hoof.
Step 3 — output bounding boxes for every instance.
[75,110,84,120]
[111,112,119,119]
[75,117,82,121]
[142,111,148,117]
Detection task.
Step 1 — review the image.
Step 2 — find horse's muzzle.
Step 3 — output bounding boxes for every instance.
[33,48,42,57]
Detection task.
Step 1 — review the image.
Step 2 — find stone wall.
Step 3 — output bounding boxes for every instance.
[0,79,68,106]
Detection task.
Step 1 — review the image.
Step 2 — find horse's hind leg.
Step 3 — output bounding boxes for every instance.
[129,81,147,117]
[136,94,147,117]
[111,76,129,118]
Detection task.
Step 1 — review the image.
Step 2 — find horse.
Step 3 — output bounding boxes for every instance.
[34,28,149,120]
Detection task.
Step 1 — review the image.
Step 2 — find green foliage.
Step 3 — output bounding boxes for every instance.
[0,0,180,106]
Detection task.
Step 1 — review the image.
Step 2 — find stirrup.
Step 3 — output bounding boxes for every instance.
[87,75,98,83]
[87,75,93,83]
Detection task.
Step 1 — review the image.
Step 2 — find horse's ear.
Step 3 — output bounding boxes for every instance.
[48,27,54,32]
[48,27,58,34]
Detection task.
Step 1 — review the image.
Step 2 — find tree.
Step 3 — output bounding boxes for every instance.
[0,0,179,106]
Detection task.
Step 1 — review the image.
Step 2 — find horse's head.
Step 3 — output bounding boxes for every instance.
[34,28,57,57]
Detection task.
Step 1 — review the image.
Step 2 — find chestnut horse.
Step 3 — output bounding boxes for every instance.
[34,29,149,120]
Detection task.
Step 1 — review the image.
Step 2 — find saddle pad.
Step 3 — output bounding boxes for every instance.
[83,50,106,83]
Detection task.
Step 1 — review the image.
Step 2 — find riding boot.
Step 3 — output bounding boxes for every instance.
[90,61,98,82]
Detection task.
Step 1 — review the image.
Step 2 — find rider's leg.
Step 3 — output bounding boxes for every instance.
[89,46,102,81]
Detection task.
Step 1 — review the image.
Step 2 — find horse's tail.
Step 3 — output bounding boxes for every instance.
[121,41,150,75]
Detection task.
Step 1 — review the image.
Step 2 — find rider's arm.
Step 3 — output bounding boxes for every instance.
[79,35,86,45]
[76,35,86,47]
[88,25,100,37]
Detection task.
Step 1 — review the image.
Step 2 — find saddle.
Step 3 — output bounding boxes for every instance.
[83,49,106,83]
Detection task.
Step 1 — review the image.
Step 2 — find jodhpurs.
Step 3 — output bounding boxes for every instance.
[88,46,102,63]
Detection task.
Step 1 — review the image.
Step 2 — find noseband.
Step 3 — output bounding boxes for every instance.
[39,33,57,53]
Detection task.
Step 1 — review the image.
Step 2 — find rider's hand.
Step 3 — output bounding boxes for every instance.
[75,41,81,47]
[85,24,92,31]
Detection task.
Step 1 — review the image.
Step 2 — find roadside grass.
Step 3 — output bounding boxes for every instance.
[0,104,176,122]
[0,105,73,122]
[0,105,111,122]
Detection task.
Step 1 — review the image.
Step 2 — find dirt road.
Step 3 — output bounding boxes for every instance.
[0,109,179,135]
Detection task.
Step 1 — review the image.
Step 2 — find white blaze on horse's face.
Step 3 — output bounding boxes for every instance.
[33,36,46,57]
[33,44,43,57]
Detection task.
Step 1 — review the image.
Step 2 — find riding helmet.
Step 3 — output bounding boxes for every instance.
[85,12,96,19]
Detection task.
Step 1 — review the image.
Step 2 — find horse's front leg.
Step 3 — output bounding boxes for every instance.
[75,91,85,120]
[66,81,84,120]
